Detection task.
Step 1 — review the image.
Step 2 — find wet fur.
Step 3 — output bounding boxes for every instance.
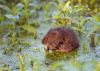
[42,27,79,52]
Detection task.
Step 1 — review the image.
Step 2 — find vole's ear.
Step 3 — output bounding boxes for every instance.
[49,28,53,31]
[52,31,59,36]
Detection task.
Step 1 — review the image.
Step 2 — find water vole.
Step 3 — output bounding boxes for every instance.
[42,27,79,52]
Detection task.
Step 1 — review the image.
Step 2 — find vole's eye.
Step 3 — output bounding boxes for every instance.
[45,38,48,41]
[59,41,63,45]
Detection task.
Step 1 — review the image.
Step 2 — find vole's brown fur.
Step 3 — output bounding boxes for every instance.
[42,27,79,52]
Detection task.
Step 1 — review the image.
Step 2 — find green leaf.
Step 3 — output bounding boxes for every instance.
[94,23,100,33]
[96,36,100,46]
[62,1,70,12]
[93,15,100,22]
[21,24,36,33]
[69,60,82,70]
[71,27,86,34]
[0,5,11,13]
[96,62,100,71]
[32,60,40,71]
[49,62,63,71]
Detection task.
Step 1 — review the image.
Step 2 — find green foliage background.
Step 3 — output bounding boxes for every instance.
[0,0,100,71]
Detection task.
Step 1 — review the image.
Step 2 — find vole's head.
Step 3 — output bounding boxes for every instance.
[42,28,63,51]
